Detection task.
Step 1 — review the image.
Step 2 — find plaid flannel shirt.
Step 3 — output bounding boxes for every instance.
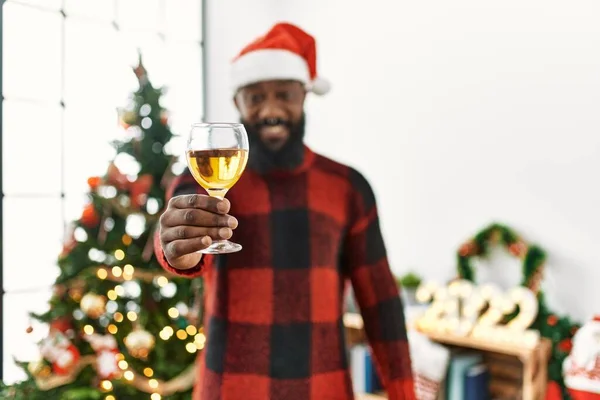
[155,146,415,400]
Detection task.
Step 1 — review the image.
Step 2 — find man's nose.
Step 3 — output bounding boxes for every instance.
[257,99,286,121]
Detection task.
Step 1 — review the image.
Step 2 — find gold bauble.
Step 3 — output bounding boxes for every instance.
[27,359,44,377]
[124,328,155,359]
[79,293,106,319]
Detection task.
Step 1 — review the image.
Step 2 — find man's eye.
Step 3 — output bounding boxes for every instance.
[278,91,293,101]
[249,94,263,104]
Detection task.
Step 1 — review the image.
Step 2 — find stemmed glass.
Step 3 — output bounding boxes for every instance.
[186,123,249,254]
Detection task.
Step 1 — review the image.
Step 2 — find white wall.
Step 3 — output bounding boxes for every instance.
[204,0,600,322]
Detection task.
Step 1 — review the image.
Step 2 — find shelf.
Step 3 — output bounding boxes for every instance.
[343,312,552,399]
[418,330,549,360]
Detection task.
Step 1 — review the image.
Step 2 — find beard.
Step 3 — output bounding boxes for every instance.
[242,114,306,175]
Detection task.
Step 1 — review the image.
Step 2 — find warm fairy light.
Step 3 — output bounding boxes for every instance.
[123,264,135,280]
[84,325,94,335]
[107,290,118,301]
[186,343,197,353]
[195,340,205,350]
[115,285,125,296]
[186,325,197,336]
[118,360,129,370]
[159,326,174,340]
[195,333,206,345]
[115,250,125,260]
[144,367,154,377]
[159,330,170,341]
[122,234,132,245]
[127,311,138,321]
[176,329,188,340]
[157,276,168,287]
[124,370,134,380]
[112,266,123,277]
[114,312,124,322]
[105,396,116,400]
[101,380,113,391]
[168,308,179,318]
[116,353,125,361]
[149,379,159,389]
[108,324,118,334]
[97,269,108,279]
[151,394,161,400]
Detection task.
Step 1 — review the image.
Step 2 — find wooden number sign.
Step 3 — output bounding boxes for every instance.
[414,280,541,349]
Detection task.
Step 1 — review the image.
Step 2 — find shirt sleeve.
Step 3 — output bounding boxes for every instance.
[342,169,415,400]
[153,172,214,278]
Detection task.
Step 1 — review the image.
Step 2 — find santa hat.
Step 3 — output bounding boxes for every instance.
[230,22,330,96]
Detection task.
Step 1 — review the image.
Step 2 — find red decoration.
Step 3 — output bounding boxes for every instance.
[559,338,573,353]
[81,204,100,227]
[130,174,153,208]
[107,163,129,190]
[545,381,562,400]
[87,176,102,190]
[508,241,527,257]
[50,317,73,334]
[106,163,153,208]
[459,241,476,257]
[40,318,80,375]
[160,111,169,125]
[547,315,558,326]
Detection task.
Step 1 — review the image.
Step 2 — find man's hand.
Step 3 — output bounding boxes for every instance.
[159,194,238,269]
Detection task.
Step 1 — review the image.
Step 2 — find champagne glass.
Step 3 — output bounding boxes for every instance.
[186,123,249,254]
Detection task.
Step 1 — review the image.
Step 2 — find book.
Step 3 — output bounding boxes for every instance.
[350,345,382,394]
[465,364,490,400]
[446,353,483,400]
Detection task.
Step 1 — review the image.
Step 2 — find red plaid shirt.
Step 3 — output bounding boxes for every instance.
[155,146,415,400]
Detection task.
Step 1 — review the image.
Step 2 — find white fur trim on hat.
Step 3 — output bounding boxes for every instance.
[306,76,331,95]
[231,49,310,92]
[231,48,331,95]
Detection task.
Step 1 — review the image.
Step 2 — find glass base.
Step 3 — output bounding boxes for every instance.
[200,240,242,254]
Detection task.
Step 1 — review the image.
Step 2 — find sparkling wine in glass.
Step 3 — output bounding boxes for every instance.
[186,123,249,254]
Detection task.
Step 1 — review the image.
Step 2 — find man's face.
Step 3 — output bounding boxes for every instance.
[234,80,306,151]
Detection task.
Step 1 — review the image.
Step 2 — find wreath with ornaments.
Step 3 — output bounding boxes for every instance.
[456,223,580,399]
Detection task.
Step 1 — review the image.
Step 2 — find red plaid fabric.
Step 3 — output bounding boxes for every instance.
[155,146,415,400]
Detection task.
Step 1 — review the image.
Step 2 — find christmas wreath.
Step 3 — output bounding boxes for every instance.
[456,223,580,399]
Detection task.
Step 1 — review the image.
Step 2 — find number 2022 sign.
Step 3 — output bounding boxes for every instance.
[414,279,541,349]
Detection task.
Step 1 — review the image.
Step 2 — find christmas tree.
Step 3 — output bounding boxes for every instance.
[0,55,203,399]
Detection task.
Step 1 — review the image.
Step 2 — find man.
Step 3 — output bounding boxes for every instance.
[155,22,415,400]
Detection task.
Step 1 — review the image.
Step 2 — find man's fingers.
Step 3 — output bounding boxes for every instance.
[161,226,233,242]
[164,236,213,260]
[168,194,230,214]
[161,208,238,229]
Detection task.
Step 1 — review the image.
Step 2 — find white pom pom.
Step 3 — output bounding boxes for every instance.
[308,77,331,95]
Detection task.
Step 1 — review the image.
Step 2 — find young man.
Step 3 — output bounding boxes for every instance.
[155,22,415,400]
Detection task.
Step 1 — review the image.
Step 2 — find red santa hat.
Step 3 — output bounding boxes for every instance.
[230,22,330,96]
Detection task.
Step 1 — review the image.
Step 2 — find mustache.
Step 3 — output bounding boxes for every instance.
[252,117,292,130]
